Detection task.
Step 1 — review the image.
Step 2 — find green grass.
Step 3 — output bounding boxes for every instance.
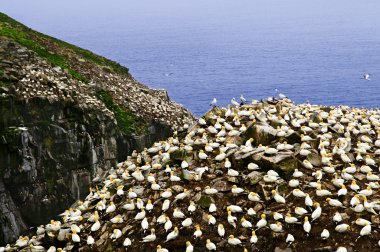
[96,90,136,135]
[47,37,130,76]
[0,13,129,78]
[0,16,89,83]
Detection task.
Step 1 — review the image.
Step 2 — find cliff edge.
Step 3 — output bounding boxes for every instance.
[0,13,194,244]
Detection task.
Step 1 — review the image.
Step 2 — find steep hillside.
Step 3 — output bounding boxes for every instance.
[3,98,380,252]
[0,13,194,244]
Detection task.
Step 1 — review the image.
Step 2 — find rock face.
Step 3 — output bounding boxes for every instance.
[0,97,174,244]
[0,13,194,244]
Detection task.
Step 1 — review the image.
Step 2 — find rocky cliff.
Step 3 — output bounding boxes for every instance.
[0,13,194,244]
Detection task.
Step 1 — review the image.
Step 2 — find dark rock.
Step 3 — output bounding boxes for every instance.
[307,151,322,167]
[244,122,277,145]
[243,171,264,185]
[311,246,333,252]
[253,151,298,174]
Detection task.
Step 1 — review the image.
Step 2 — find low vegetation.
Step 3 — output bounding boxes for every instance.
[95,90,137,135]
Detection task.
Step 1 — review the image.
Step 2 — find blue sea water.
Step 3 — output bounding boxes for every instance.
[1,0,380,116]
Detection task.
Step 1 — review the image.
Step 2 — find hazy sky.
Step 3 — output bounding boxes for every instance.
[2,0,378,31]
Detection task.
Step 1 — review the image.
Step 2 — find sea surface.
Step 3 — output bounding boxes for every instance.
[1,0,380,116]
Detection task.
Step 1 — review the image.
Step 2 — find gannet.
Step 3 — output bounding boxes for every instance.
[173,208,186,219]
[156,245,169,252]
[166,227,179,242]
[210,98,217,107]
[218,224,225,237]
[272,190,286,203]
[142,229,156,242]
[110,229,122,240]
[231,98,240,107]
[186,241,194,252]
[164,217,173,232]
[193,225,202,238]
[303,217,311,235]
[286,233,294,245]
[256,214,267,230]
[71,230,80,243]
[270,222,283,232]
[361,74,370,81]
[335,224,350,233]
[228,235,242,246]
[123,237,132,247]
[321,229,330,240]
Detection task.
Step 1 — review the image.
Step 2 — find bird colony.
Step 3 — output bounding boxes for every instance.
[4,97,380,252]
[0,39,193,131]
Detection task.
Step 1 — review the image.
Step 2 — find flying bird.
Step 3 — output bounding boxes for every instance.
[361,74,371,80]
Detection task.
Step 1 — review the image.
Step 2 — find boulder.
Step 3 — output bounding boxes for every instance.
[244,122,277,145]
[253,151,298,174]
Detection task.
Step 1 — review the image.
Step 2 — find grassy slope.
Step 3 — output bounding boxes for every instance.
[0,12,146,135]
[0,12,130,82]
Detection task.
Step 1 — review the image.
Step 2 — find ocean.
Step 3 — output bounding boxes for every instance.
[1,0,380,116]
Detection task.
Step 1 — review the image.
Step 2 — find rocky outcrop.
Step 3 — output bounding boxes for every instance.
[0,13,194,244]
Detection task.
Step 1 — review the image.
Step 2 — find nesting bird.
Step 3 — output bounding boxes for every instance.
[9,97,380,251]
